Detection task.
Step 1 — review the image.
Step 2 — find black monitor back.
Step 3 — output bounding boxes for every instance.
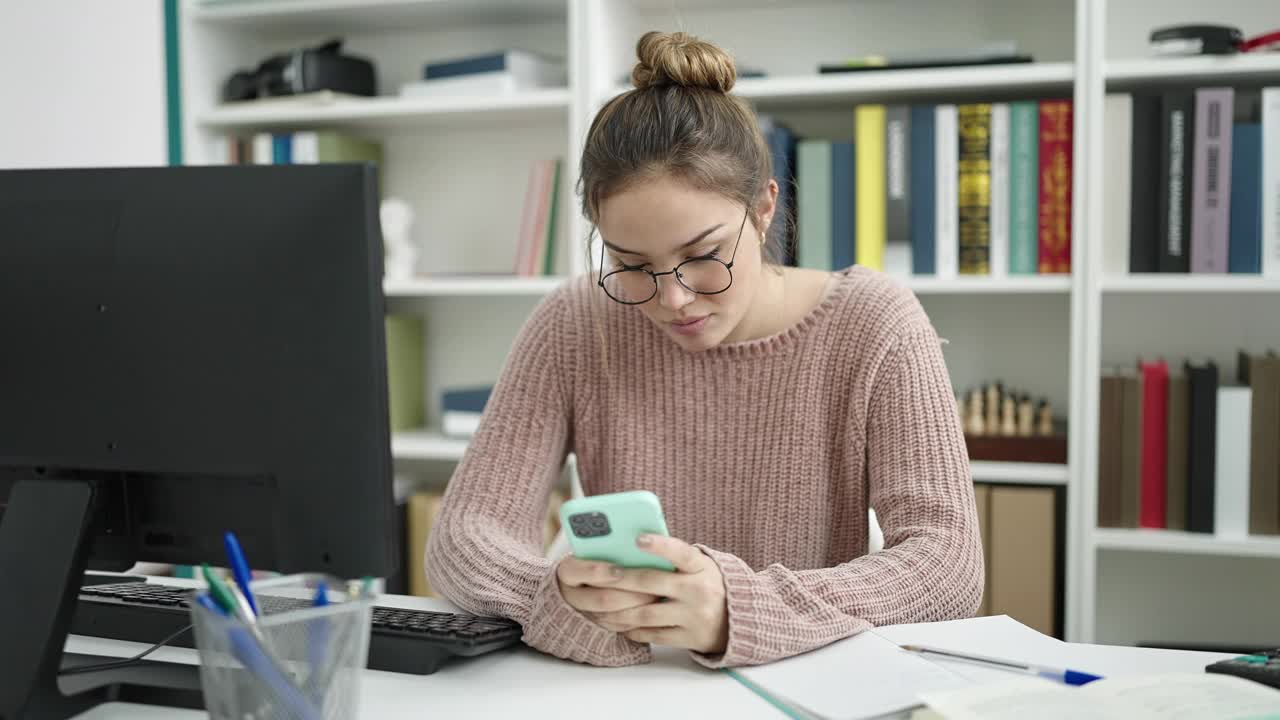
[0,164,395,579]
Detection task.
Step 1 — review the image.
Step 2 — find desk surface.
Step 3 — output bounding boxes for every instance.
[66,591,1233,719]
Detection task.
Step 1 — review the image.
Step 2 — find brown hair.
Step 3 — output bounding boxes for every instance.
[578,31,785,264]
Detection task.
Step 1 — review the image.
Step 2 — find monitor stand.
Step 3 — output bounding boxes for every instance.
[0,478,204,719]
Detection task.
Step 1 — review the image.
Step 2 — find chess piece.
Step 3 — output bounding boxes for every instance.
[380,197,418,280]
[1037,399,1054,437]
[1001,394,1017,436]
[1017,394,1035,437]
[966,388,986,436]
[985,383,1001,435]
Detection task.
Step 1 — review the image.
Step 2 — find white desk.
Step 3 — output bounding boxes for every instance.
[65,592,1234,719]
[68,593,777,719]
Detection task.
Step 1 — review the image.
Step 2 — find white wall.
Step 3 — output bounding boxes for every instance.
[0,2,167,168]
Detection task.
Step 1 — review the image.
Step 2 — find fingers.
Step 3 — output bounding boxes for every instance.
[593,599,683,632]
[636,534,707,573]
[561,585,658,613]
[556,556,623,588]
[606,567,682,598]
[624,627,685,646]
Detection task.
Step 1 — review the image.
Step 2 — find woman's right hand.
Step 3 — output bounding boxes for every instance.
[556,556,659,627]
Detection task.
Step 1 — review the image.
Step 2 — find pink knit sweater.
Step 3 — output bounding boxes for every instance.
[426,266,983,668]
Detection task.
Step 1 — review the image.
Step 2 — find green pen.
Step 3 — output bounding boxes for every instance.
[202,564,258,624]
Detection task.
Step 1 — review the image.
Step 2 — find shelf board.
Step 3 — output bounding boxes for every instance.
[197,89,570,132]
[392,430,468,461]
[1106,54,1280,87]
[722,63,1073,106]
[191,0,565,33]
[384,275,566,297]
[1094,528,1280,559]
[1102,275,1280,294]
[971,461,1068,486]
[903,275,1072,295]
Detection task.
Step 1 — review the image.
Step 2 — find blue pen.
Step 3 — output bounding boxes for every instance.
[198,591,319,719]
[227,625,321,720]
[223,531,260,617]
[306,582,331,701]
[900,645,1103,686]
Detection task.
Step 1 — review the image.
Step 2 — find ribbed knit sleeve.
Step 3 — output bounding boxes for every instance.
[690,325,984,668]
[425,289,650,667]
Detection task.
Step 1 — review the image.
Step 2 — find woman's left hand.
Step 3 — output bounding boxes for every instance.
[590,534,729,655]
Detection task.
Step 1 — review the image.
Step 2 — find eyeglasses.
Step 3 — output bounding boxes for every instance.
[596,207,749,305]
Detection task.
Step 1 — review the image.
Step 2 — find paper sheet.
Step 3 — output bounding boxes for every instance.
[734,629,970,720]
[919,672,1280,720]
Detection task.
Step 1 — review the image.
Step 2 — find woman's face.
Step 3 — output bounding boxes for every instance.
[596,175,773,352]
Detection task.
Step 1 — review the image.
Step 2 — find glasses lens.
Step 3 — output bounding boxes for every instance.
[676,259,733,294]
[601,270,656,304]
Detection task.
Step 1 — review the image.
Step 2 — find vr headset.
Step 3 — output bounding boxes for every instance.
[223,39,377,102]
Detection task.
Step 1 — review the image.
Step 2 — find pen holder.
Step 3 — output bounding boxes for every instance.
[190,573,374,720]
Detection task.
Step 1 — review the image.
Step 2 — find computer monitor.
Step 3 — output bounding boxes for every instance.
[0,164,396,718]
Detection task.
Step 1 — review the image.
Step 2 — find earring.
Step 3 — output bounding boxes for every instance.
[759,229,768,246]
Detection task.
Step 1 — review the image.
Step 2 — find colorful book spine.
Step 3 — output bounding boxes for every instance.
[1185,361,1219,534]
[989,103,1010,278]
[1229,123,1263,274]
[252,133,273,165]
[1037,99,1073,274]
[1102,94,1132,276]
[1158,91,1195,273]
[1189,87,1234,273]
[935,105,959,278]
[272,134,292,164]
[909,105,936,275]
[855,105,887,271]
[957,103,992,275]
[1138,360,1169,529]
[761,118,798,266]
[797,140,833,271]
[830,141,856,270]
[1129,95,1163,273]
[543,158,562,276]
[1008,101,1040,275]
[1263,88,1280,278]
[885,105,911,249]
[1215,386,1253,540]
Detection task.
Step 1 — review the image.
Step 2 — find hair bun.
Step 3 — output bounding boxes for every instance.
[631,31,736,93]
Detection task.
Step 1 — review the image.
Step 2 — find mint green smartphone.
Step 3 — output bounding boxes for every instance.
[559,490,674,571]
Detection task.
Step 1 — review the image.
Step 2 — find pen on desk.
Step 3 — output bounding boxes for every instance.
[899,645,1103,686]
[223,531,260,617]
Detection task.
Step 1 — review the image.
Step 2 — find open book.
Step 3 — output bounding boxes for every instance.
[915,672,1280,720]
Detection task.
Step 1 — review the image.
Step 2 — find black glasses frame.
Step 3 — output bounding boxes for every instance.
[596,207,750,306]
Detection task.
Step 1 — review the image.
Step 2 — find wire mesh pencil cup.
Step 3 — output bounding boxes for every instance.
[190,573,374,720]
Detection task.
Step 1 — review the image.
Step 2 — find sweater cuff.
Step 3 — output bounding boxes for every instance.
[689,545,763,669]
[521,564,651,667]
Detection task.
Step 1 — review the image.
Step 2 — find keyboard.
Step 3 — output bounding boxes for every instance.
[71,582,523,675]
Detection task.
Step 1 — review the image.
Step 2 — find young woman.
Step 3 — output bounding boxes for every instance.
[426,31,982,669]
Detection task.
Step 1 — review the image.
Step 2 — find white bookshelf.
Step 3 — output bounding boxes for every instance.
[1106,53,1280,86]
[384,275,565,297]
[177,0,1280,649]
[972,461,1069,486]
[198,90,571,131]
[905,276,1072,295]
[611,63,1074,106]
[391,429,469,462]
[1071,0,1280,650]
[190,0,566,32]
[1093,529,1280,559]
[1101,275,1280,294]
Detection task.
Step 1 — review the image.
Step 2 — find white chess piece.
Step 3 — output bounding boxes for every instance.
[380,198,418,280]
